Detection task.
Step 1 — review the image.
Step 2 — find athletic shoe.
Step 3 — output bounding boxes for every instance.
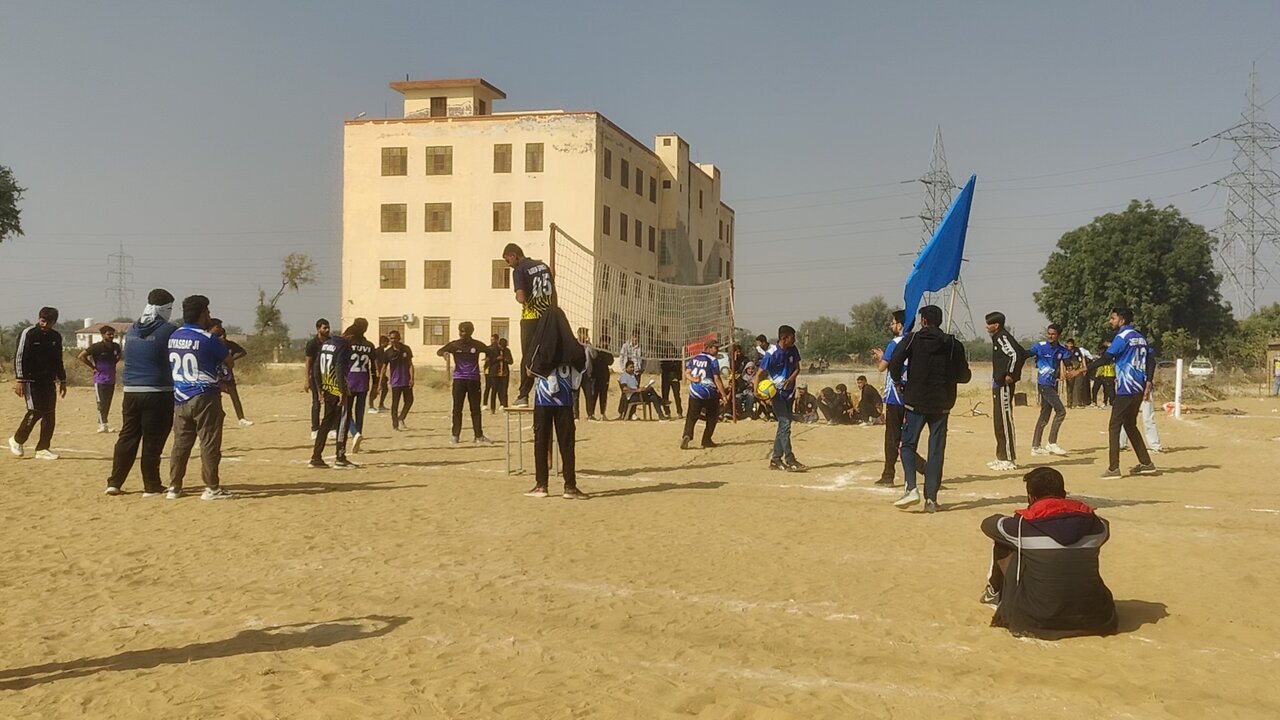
[924,499,940,514]
[1100,467,1122,480]
[34,450,58,461]
[587,415,597,421]
[367,407,379,414]
[1045,443,1068,456]
[523,486,549,498]
[142,489,166,498]
[310,430,318,441]
[97,423,109,434]
[980,585,1001,609]
[333,457,358,469]
[328,430,337,441]
[513,396,530,408]
[165,488,182,500]
[351,433,363,453]
[893,489,921,508]
[1030,446,1050,456]
[200,487,233,500]
[701,440,719,449]
[874,477,895,486]
[985,459,1002,469]
[991,460,1017,471]
[308,458,330,469]
[1131,463,1158,476]
[238,418,254,427]
[104,485,122,496]
[8,436,22,457]
[475,436,493,445]
[784,459,808,472]
[680,436,691,450]
[562,487,590,500]
[768,458,786,471]
[449,435,460,444]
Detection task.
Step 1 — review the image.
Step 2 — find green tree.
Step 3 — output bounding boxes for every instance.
[1034,200,1233,350]
[0,165,24,243]
[848,295,892,357]
[253,252,316,340]
[798,316,852,361]
[1219,303,1280,370]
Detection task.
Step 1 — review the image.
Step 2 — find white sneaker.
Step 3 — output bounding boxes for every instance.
[893,488,921,508]
[104,485,121,496]
[991,460,1017,471]
[351,433,362,453]
[96,423,109,434]
[7,436,22,457]
[449,436,460,444]
[1045,443,1068,456]
[201,487,234,500]
[985,459,1002,469]
[165,488,182,500]
[34,449,58,461]
[1030,446,1050,456]
[367,407,380,415]
[238,418,254,427]
[310,430,318,440]
[328,430,337,440]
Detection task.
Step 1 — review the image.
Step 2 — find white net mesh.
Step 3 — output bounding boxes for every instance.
[551,224,734,361]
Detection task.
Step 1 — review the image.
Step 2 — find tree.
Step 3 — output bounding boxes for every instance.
[1,165,25,243]
[1034,201,1233,351]
[254,252,316,339]
[1218,303,1280,370]
[798,316,853,360]
[848,295,892,357]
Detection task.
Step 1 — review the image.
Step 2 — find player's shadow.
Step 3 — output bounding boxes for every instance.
[1114,600,1169,633]
[1160,445,1206,454]
[388,458,492,469]
[233,480,431,499]
[0,615,409,691]
[590,481,727,498]
[1024,457,1096,467]
[227,444,315,452]
[586,461,732,477]
[1071,495,1167,510]
[942,495,1026,512]
[1153,464,1220,475]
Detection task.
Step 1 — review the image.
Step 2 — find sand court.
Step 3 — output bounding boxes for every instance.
[1,379,1278,718]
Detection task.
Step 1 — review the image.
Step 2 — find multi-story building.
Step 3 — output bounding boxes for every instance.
[342,77,734,365]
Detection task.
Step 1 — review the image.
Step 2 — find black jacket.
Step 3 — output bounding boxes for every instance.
[990,328,1029,385]
[888,325,971,414]
[14,325,66,383]
[528,306,586,377]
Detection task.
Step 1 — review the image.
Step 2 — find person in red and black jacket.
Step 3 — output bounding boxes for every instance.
[980,467,1118,639]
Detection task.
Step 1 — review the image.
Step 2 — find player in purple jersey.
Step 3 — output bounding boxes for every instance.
[437,321,493,444]
[382,330,414,431]
[210,319,252,427]
[343,318,375,452]
[369,334,390,413]
[166,295,233,500]
[78,325,121,433]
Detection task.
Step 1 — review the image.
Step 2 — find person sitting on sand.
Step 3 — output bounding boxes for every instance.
[794,383,819,423]
[979,466,1118,639]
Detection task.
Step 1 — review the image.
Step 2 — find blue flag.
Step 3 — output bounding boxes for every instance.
[903,173,976,332]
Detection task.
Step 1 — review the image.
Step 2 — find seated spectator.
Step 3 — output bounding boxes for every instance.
[979,467,1118,639]
[794,383,819,423]
[820,384,856,424]
[618,360,669,420]
[853,375,884,425]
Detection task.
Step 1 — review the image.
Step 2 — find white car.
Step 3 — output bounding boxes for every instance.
[1187,358,1214,378]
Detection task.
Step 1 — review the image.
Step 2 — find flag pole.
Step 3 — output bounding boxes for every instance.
[945,281,958,334]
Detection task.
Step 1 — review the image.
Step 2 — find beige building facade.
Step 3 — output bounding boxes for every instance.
[342,78,734,365]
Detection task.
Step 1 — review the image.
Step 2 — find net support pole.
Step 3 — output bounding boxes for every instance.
[548,223,557,277]
[1174,358,1183,419]
[730,279,737,423]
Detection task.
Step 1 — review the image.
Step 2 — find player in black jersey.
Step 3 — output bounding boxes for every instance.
[310,331,354,468]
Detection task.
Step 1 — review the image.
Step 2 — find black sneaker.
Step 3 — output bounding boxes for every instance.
[980,584,1001,609]
[768,458,786,471]
[333,457,358,469]
[1100,467,1121,480]
[308,458,330,469]
[701,440,719,448]
[680,436,691,450]
[1131,463,1158,476]
[562,487,590,500]
[784,459,808,472]
[874,477,895,486]
[513,396,530,408]
[924,499,940,513]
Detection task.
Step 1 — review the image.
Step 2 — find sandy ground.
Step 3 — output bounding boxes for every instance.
[0,373,1278,719]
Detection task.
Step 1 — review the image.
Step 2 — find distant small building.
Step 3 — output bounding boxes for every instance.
[74,320,133,350]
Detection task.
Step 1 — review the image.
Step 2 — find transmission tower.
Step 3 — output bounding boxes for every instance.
[106,243,134,320]
[1214,63,1280,316]
[912,127,978,338]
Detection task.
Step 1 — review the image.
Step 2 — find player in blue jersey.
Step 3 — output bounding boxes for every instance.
[1086,307,1157,479]
[1029,324,1082,457]
[311,330,354,468]
[872,310,907,486]
[523,363,587,499]
[166,295,233,500]
[756,325,805,472]
[680,338,727,449]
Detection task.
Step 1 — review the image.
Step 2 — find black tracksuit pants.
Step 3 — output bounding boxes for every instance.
[682,396,719,445]
[534,405,576,489]
[94,382,116,425]
[517,318,537,400]
[882,402,905,482]
[1108,393,1152,471]
[13,379,57,452]
[391,386,414,429]
[992,385,1017,463]
[108,391,174,493]
[662,374,684,416]
[313,392,349,460]
[451,379,483,439]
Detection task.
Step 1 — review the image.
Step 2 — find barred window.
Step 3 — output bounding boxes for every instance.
[423,316,449,345]
[380,204,406,232]
[424,260,451,289]
[492,259,511,289]
[493,202,511,232]
[493,144,511,173]
[381,147,408,176]
[425,203,452,232]
[524,201,543,231]
[525,143,544,173]
[425,146,452,175]
[379,260,406,289]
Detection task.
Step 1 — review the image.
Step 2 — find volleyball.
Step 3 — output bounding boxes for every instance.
[756,378,778,400]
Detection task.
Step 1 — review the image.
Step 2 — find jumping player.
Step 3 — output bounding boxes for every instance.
[680,338,726,449]
[78,324,122,433]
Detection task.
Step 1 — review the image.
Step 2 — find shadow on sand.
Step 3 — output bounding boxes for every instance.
[588,480,728,498]
[1114,599,1169,633]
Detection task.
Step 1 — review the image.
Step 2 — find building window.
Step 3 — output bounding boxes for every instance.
[423,316,449,345]
[663,138,672,146]
[493,202,511,231]
[699,190,703,210]
[424,260,451,289]
[649,178,657,203]
[378,317,405,341]
[425,203,452,232]
[491,317,509,341]
[635,168,643,196]
[634,218,642,248]
[621,159,630,188]
[492,259,511,289]
[718,258,723,278]
[380,204,407,232]
[662,180,671,189]
[648,226,656,253]
[430,96,447,117]
[494,144,512,173]
[524,201,543,231]
[603,205,611,235]
[477,99,487,116]
[603,149,612,179]
[698,238,703,261]
[525,143,544,172]
[381,147,408,176]
[719,220,724,240]
[725,261,731,278]
[425,146,452,175]
[379,260,406,289]
[620,213,629,243]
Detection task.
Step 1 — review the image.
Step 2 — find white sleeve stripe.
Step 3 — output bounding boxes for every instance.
[14,326,32,379]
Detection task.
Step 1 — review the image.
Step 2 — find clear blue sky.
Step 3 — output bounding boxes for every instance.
[3,1,1278,339]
